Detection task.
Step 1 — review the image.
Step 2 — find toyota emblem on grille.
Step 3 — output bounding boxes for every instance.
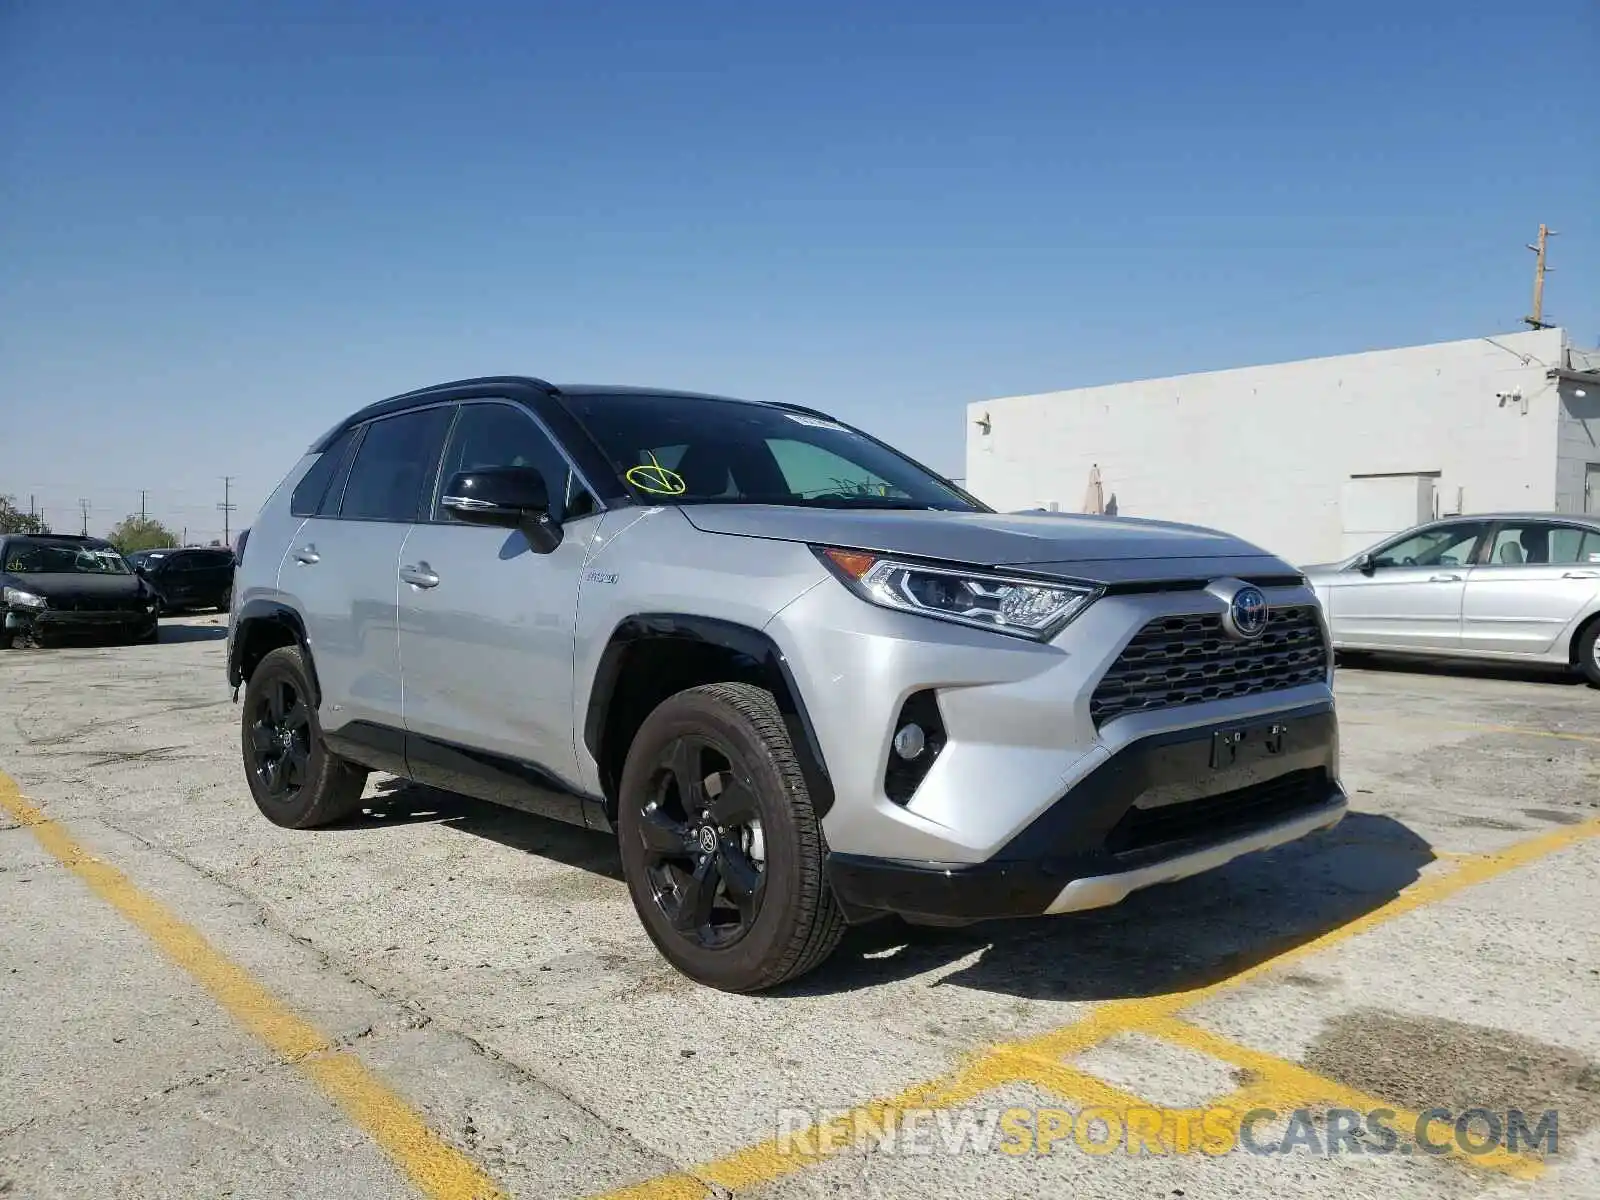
[1225,585,1269,641]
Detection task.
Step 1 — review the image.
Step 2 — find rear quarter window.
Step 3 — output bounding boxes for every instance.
[290,428,359,517]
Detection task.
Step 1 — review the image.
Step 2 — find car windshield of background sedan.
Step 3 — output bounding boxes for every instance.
[4,541,131,575]
[562,391,984,512]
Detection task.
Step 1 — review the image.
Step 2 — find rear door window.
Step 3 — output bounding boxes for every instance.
[1486,523,1596,566]
[338,408,455,522]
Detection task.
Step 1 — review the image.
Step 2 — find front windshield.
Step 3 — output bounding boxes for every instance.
[4,541,131,575]
[562,392,984,512]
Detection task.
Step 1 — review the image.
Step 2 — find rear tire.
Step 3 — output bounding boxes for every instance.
[1578,622,1600,688]
[241,645,368,828]
[616,682,845,993]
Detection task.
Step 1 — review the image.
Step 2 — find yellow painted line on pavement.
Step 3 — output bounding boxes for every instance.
[1148,1018,1542,1180]
[587,815,1600,1199]
[0,771,506,1200]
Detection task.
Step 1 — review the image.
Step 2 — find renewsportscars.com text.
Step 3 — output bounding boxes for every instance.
[774,1105,1560,1159]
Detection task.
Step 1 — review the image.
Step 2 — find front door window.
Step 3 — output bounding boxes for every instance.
[1369,525,1486,569]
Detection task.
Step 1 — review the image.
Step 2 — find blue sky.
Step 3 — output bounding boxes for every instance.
[3,0,1595,540]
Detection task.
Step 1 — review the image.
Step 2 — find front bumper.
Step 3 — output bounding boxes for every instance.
[5,607,157,640]
[825,704,1345,924]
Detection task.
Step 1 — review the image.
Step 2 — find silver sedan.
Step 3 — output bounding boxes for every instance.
[1303,512,1600,685]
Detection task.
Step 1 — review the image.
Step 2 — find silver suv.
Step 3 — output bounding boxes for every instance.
[229,378,1345,992]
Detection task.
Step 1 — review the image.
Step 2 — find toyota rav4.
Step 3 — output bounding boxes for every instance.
[229,378,1344,992]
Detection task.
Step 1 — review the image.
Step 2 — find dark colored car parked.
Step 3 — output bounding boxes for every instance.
[1,534,161,647]
[129,547,236,613]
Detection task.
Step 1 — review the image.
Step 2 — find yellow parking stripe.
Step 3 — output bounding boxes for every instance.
[0,772,506,1200]
[586,815,1600,1199]
[1148,1018,1541,1179]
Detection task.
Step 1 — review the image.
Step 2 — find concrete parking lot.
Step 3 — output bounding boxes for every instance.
[2,614,1598,1199]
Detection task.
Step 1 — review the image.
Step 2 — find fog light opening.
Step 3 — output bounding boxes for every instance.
[892,723,927,761]
[884,690,947,806]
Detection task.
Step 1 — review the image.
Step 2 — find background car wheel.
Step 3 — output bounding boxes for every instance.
[616,681,845,993]
[241,645,369,829]
[1578,622,1600,688]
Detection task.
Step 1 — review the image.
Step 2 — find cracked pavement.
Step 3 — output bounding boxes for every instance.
[2,615,1599,1199]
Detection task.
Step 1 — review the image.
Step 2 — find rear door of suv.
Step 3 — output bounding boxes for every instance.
[395,397,600,809]
[285,405,454,753]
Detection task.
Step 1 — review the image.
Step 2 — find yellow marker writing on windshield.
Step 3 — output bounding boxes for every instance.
[626,451,686,496]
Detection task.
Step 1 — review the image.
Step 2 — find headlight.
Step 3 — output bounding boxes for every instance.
[816,548,1099,640]
[2,587,46,610]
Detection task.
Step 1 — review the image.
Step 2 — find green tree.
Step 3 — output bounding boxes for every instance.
[0,494,49,534]
[107,514,180,553]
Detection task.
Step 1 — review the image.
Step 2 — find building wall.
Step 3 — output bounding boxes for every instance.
[965,329,1569,565]
[1555,381,1600,515]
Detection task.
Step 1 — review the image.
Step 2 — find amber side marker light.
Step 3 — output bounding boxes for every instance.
[822,548,878,580]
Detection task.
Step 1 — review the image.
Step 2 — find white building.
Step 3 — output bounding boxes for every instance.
[965,329,1600,566]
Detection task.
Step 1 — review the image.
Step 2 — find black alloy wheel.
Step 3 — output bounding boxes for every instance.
[238,645,368,828]
[616,682,845,992]
[637,734,768,949]
[248,675,313,805]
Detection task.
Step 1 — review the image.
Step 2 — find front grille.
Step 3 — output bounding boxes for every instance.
[1106,767,1331,857]
[1091,604,1328,725]
[46,596,146,614]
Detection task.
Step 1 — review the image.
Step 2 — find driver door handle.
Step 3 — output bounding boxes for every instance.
[292,544,320,565]
[1428,573,1462,582]
[1563,570,1600,579]
[399,562,440,589]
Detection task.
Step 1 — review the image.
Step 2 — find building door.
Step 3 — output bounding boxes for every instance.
[1585,464,1600,515]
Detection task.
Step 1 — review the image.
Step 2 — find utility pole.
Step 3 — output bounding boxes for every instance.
[218,476,237,547]
[78,498,90,536]
[1524,223,1557,331]
[182,525,187,546]
[140,490,148,521]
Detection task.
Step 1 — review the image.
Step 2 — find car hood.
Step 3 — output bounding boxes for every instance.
[678,506,1297,584]
[1300,560,1355,579]
[2,572,149,601]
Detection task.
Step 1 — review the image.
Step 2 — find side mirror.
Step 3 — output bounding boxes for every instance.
[441,467,562,553]
[1353,552,1376,574]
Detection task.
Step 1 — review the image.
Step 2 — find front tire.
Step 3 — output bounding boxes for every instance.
[241,645,368,828]
[1578,622,1600,688]
[616,682,845,993]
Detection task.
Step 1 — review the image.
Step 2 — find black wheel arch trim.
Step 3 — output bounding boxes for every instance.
[584,613,836,817]
[229,600,320,705]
